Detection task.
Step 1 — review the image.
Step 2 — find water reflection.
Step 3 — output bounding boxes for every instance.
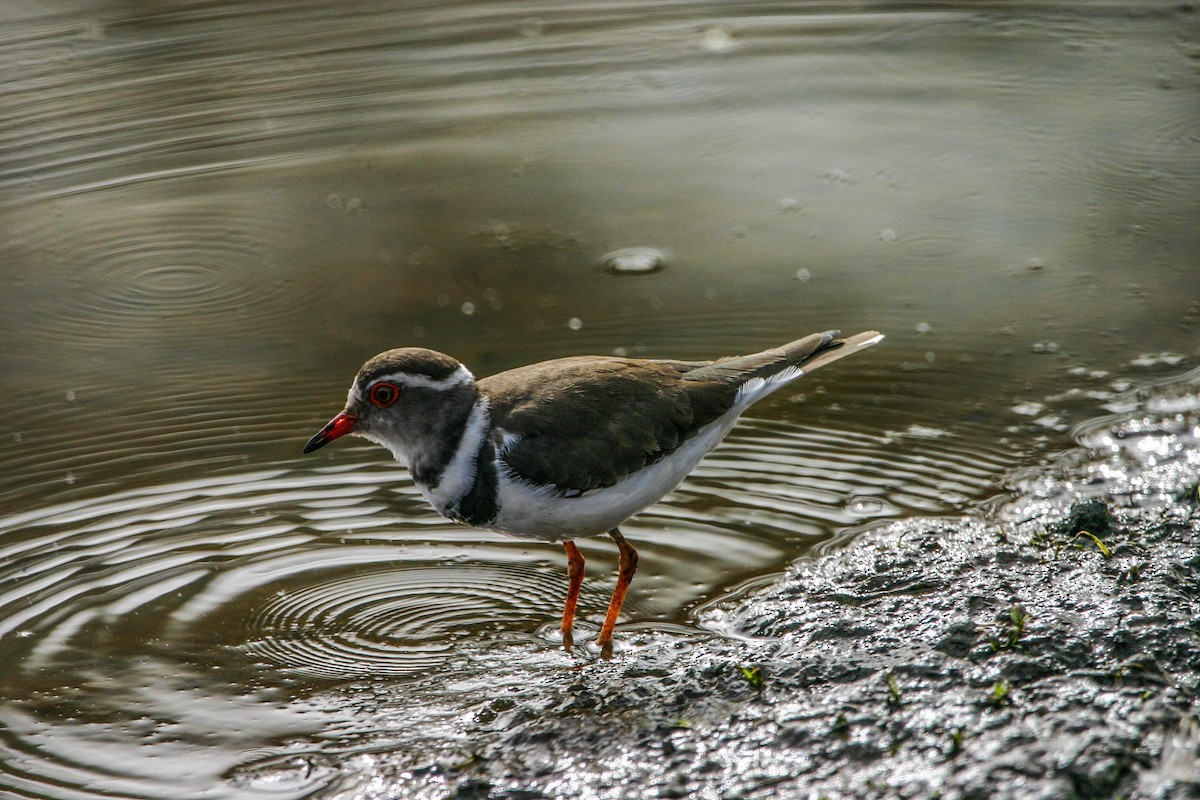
[1,1,1197,798]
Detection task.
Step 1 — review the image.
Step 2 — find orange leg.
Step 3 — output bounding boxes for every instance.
[597,527,638,647]
[561,540,585,642]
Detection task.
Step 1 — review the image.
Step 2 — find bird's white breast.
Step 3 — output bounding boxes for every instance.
[487,406,745,542]
[414,398,490,516]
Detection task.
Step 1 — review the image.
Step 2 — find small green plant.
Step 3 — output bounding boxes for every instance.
[1073,530,1112,559]
[885,672,902,709]
[1028,528,1050,549]
[947,728,966,757]
[991,603,1030,652]
[989,678,1011,708]
[740,665,764,691]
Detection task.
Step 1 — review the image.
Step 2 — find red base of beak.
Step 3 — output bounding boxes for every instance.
[303,412,358,453]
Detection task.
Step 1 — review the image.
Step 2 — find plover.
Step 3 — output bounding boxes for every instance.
[304,329,882,648]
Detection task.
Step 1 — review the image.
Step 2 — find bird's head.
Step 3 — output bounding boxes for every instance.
[303,348,479,473]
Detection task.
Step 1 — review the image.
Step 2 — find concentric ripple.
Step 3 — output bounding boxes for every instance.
[0,462,587,679]
[882,227,983,265]
[241,563,567,679]
[9,195,320,348]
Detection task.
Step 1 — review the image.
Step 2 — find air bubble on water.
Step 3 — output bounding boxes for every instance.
[880,228,897,243]
[777,198,800,212]
[567,318,583,331]
[600,247,665,275]
[1012,401,1045,416]
[1031,341,1061,354]
[345,197,363,213]
[1130,352,1185,368]
[324,192,343,210]
[794,268,811,282]
[613,347,628,357]
[699,26,736,53]
[924,351,936,363]
[907,425,950,439]
[461,302,476,316]
[1025,257,1045,271]
[1068,366,1110,380]
[65,471,76,485]
[847,496,884,516]
[823,168,852,186]
[916,321,932,335]
[65,389,77,402]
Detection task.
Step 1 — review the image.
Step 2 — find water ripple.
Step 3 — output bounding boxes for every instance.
[241,562,564,679]
[9,196,320,349]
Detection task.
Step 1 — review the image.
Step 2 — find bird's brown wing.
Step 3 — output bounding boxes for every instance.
[478,331,882,495]
[480,357,738,494]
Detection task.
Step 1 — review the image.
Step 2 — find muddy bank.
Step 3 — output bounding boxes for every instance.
[236,368,1200,800]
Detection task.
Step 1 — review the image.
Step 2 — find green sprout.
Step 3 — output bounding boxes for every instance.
[1073,530,1112,559]
[740,665,765,691]
[991,603,1030,652]
[948,728,966,757]
[989,678,1011,708]
[885,672,902,709]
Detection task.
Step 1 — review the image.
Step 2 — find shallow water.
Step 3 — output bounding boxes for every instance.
[1,2,1198,798]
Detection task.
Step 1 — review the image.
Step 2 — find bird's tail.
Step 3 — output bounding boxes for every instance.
[683,329,883,386]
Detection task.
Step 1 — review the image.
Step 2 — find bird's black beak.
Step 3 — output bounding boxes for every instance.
[303,411,359,454]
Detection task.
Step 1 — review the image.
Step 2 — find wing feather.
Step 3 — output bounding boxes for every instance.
[476,330,882,495]
[481,358,737,493]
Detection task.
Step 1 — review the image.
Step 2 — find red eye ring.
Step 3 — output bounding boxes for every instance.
[369,382,400,408]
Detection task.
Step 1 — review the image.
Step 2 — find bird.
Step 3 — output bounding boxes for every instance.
[303,329,882,649]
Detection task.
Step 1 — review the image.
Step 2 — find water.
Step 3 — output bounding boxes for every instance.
[1,2,1198,797]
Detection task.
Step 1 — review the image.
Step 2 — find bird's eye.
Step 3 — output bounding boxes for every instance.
[369,382,400,407]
